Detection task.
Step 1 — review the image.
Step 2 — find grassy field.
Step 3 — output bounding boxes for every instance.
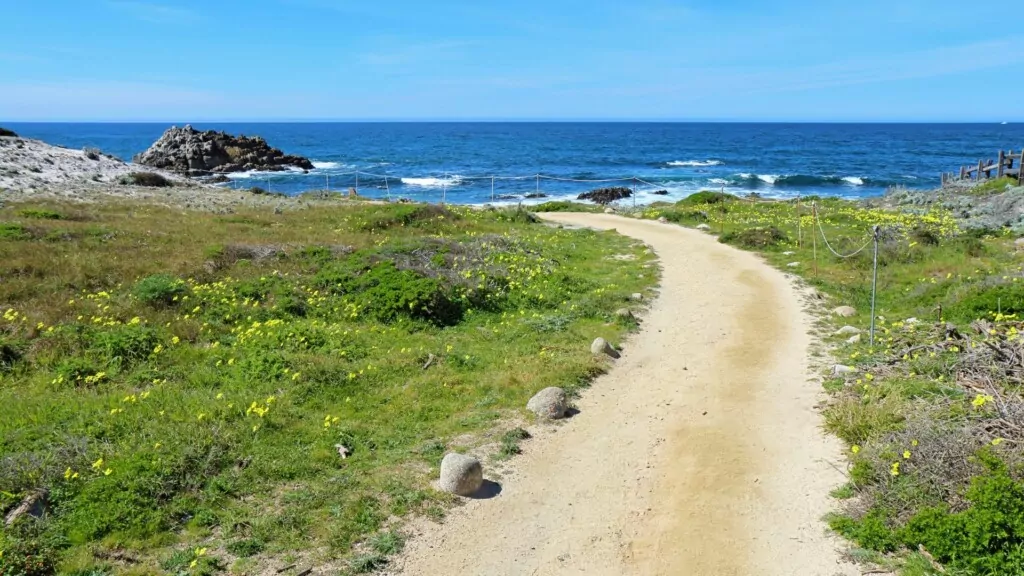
[0,201,656,575]
[603,192,1024,575]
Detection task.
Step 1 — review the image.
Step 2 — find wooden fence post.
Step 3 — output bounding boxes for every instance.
[1020,149,1024,186]
[998,150,1006,178]
[960,165,966,180]
[978,160,985,180]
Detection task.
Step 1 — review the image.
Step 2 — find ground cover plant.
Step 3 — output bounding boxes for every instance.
[0,200,655,575]
[632,192,1024,575]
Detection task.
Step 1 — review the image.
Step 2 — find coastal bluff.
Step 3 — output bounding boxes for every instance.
[134,125,314,175]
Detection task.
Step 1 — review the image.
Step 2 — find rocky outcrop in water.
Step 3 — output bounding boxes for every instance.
[134,125,313,175]
[577,186,632,204]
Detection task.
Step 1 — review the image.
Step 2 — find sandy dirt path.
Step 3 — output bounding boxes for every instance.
[390,214,857,576]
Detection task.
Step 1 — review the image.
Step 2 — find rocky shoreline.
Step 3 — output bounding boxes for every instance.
[873,180,1024,232]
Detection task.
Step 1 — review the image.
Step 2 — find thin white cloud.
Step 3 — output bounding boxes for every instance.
[105,1,198,23]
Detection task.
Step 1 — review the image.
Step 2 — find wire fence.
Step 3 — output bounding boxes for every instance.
[230,168,888,343]
[224,169,679,205]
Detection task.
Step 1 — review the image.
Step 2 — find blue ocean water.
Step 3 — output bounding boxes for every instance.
[6,122,1023,204]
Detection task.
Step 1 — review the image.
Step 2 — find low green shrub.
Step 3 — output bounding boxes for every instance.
[834,454,1024,575]
[354,204,457,232]
[120,172,173,187]
[498,427,531,458]
[0,336,24,372]
[530,201,592,212]
[87,325,159,368]
[719,226,788,249]
[249,186,285,197]
[0,223,31,240]
[18,209,63,220]
[132,274,187,306]
[946,282,1024,321]
[677,191,735,205]
[969,177,1018,196]
[316,260,462,326]
[225,538,264,558]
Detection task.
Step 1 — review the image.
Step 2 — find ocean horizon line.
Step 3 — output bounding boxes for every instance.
[3,119,1020,125]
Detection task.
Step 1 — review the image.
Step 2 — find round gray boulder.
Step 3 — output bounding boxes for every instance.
[835,325,861,336]
[591,337,620,358]
[615,308,635,321]
[528,387,568,419]
[439,453,483,496]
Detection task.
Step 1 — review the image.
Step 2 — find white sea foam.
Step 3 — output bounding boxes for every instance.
[757,174,778,185]
[312,161,341,169]
[709,178,729,185]
[841,176,865,186]
[667,160,723,167]
[401,175,463,187]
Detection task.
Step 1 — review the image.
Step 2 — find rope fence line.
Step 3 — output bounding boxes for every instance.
[811,202,873,259]
[241,167,897,344]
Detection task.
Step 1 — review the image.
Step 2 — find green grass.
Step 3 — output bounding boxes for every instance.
[968,176,1019,196]
[633,197,1024,575]
[0,200,656,575]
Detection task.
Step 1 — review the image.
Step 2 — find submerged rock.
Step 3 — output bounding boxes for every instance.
[578,186,632,204]
[135,125,313,175]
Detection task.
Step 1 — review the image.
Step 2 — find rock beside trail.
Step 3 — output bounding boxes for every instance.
[591,337,620,359]
[527,387,568,419]
[4,490,48,526]
[696,223,711,230]
[135,125,314,175]
[846,334,861,344]
[833,364,858,375]
[658,216,668,223]
[615,308,636,321]
[833,305,857,317]
[835,326,861,336]
[578,186,632,205]
[439,453,484,496]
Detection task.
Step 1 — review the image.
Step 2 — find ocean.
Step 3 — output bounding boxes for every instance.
[5,122,1023,204]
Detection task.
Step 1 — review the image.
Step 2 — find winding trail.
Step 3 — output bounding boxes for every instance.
[391,214,857,576]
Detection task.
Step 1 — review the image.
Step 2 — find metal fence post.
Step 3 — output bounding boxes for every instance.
[869,225,880,347]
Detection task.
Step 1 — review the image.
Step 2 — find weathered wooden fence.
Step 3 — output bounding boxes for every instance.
[942,148,1024,185]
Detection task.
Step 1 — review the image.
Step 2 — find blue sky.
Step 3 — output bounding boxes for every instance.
[1,0,1020,121]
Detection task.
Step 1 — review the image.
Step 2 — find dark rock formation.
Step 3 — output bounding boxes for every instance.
[0,127,18,138]
[134,125,313,175]
[651,189,669,195]
[578,186,632,204]
[525,192,548,199]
